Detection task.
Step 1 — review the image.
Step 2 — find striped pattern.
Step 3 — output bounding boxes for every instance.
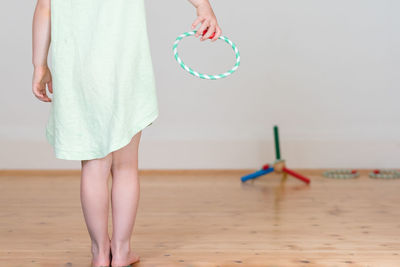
[173,30,241,80]
[369,169,400,179]
[323,169,360,179]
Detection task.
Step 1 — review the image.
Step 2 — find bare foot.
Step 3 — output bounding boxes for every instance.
[111,250,140,266]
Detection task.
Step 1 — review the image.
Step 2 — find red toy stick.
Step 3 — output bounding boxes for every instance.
[202,29,216,39]
[283,167,310,184]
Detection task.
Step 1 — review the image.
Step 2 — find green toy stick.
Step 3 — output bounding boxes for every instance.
[274,126,281,160]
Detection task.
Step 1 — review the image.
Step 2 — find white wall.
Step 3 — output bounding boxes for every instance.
[1,0,399,170]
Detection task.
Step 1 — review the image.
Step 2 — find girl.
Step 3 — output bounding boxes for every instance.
[32,0,222,266]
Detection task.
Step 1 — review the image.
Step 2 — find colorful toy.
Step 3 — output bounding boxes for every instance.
[241,126,311,184]
[323,169,359,179]
[369,169,400,179]
[173,30,241,80]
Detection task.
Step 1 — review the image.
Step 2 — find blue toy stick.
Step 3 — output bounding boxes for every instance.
[241,167,274,182]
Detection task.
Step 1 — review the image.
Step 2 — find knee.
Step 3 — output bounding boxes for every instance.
[81,153,113,172]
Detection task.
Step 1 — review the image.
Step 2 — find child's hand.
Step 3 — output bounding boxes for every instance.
[191,1,222,42]
[32,65,53,102]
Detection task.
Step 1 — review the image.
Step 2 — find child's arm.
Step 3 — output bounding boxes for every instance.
[187,0,222,42]
[32,0,52,102]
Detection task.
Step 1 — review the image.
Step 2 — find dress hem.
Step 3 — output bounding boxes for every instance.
[46,109,159,161]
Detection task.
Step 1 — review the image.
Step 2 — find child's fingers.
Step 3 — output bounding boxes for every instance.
[40,87,51,102]
[202,24,216,41]
[32,83,43,99]
[33,83,51,102]
[48,80,53,94]
[192,17,203,30]
[196,20,209,39]
[211,26,222,42]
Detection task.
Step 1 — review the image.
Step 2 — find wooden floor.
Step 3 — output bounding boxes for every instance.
[0,170,400,267]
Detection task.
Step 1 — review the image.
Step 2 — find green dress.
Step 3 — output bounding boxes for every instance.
[46,0,159,160]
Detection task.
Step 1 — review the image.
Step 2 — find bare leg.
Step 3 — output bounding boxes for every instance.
[80,153,113,266]
[110,131,142,266]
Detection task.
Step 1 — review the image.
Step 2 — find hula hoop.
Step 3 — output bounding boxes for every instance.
[173,30,241,80]
[323,169,359,179]
[369,169,400,179]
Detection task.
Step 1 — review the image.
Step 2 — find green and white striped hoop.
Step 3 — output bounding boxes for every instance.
[173,30,241,80]
[323,169,360,179]
[369,169,400,179]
